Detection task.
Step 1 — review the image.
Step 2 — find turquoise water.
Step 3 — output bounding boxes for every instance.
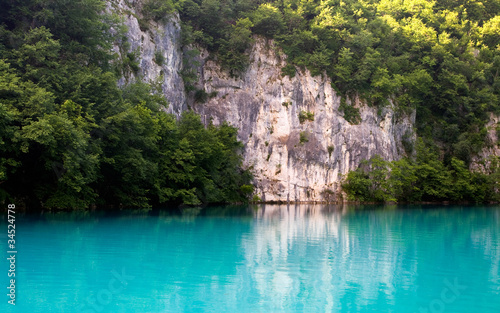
[1,204,500,312]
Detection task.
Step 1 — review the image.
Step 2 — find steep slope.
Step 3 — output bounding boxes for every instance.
[110,1,415,202]
[192,39,415,201]
[108,0,186,114]
[471,114,500,172]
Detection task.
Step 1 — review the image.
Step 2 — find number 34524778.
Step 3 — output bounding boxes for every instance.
[7,204,15,247]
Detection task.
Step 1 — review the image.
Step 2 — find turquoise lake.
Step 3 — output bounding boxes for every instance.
[1,204,500,312]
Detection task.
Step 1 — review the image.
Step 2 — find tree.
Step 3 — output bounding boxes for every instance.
[251,4,285,37]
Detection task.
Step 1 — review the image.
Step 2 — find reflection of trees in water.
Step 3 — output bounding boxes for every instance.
[17,205,500,311]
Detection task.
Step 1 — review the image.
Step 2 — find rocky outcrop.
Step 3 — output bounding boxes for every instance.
[108,0,186,115]
[109,1,415,202]
[471,114,500,172]
[191,38,414,202]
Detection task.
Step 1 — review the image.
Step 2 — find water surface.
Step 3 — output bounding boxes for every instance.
[1,204,499,312]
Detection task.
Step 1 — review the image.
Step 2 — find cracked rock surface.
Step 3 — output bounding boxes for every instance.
[111,2,416,201]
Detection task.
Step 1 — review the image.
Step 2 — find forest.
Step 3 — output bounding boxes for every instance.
[175,0,500,155]
[1,0,499,207]
[0,0,253,209]
[172,0,500,202]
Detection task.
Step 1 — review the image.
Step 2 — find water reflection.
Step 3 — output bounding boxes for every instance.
[1,205,499,313]
[241,204,500,312]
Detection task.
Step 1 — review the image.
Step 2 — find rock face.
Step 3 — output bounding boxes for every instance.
[192,39,414,202]
[108,0,186,115]
[109,2,415,202]
[472,114,500,172]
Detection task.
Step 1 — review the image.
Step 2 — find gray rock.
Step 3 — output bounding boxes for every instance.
[109,3,417,202]
[471,114,500,172]
[191,38,415,202]
[109,0,186,115]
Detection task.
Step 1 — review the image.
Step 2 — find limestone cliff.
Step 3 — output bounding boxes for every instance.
[108,0,186,115]
[109,2,415,202]
[192,39,415,202]
[472,114,500,172]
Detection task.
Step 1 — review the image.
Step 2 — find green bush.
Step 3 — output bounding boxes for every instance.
[402,130,414,155]
[281,64,296,78]
[154,50,165,66]
[194,89,208,103]
[142,0,174,22]
[339,99,361,125]
[240,184,254,201]
[121,49,141,75]
[180,49,200,92]
[299,131,309,144]
[342,139,500,203]
[252,195,261,202]
[250,4,285,37]
[298,111,314,124]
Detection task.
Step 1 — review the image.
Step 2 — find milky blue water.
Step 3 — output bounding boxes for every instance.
[1,204,499,312]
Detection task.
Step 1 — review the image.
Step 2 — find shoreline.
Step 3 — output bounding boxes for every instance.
[2,201,499,213]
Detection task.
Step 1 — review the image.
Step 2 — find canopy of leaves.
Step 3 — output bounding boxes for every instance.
[0,0,252,209]
[342,139,500,203]
[175,0,500,163]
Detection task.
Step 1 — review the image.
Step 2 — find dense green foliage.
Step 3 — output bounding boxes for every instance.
[175,0,500,162]
[172,0,500,202]
[1,0,499,205]
[342,139,500,203]
[0,0,252,209]
[298,110,314,123]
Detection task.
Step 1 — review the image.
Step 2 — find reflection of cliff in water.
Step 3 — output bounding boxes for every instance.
[8,205,500,312]
[240,205,500,311]
[241,204,398,310]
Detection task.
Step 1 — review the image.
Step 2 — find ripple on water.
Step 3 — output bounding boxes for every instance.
[0,205,499,313]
